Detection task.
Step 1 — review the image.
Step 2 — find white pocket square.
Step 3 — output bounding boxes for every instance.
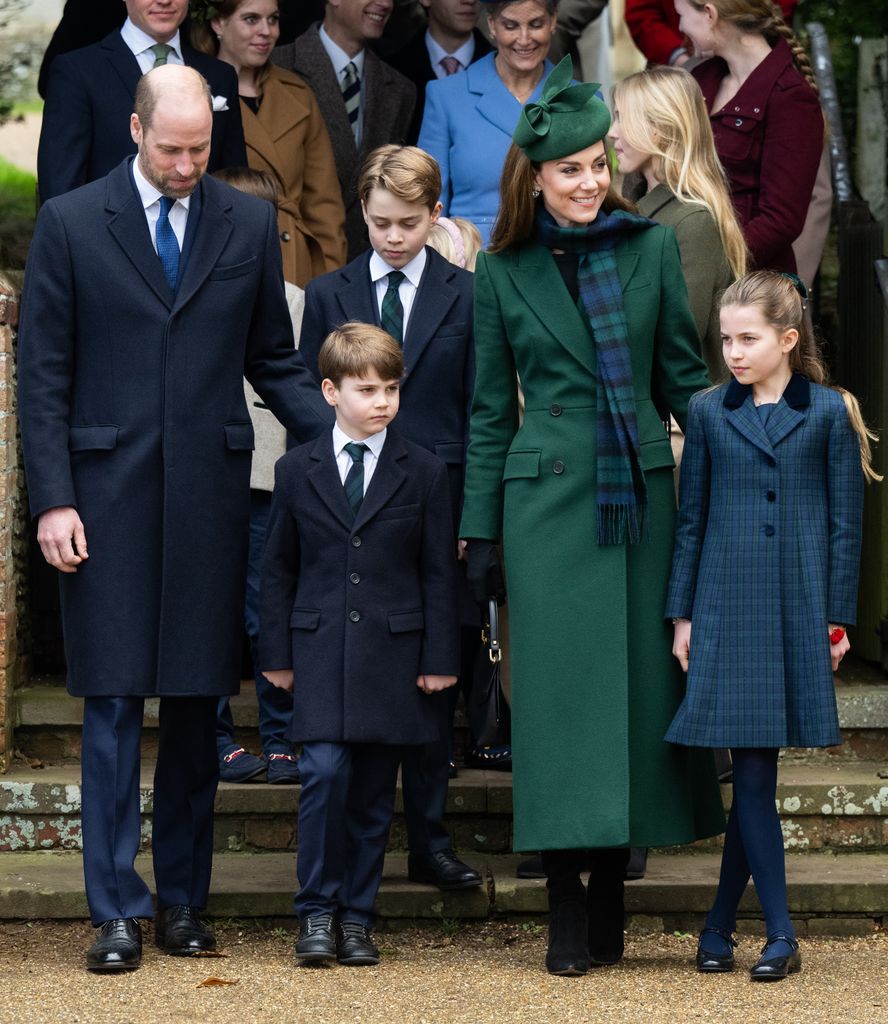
[212,95,229,112]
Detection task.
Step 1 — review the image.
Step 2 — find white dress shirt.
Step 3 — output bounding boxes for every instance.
[120,18,184,74]
[132,157,190,253]
[333,424,387,495]
[319,24,366,146]
[425,32,476,79]
[369,248,427,337]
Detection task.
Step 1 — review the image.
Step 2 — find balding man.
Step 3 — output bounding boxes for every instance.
[18,65,331,973]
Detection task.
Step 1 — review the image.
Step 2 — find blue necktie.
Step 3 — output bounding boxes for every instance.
[156,195,180,290]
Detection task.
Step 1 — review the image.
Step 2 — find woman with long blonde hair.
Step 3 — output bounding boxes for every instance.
[611,66,747,378]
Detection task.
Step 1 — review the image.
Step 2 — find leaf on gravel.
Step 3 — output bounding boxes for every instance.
[196,976,239,987]
[192,950,228,958]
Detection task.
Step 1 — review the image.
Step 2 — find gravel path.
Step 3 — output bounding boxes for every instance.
[1,920,885,1024]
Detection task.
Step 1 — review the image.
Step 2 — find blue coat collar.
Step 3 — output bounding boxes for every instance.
[723,371,811,410]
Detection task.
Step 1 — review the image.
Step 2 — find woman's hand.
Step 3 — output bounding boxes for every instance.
[263,669,294,691]
[829,624,850,672]
[672,619,692,672]
[417,674,458,693]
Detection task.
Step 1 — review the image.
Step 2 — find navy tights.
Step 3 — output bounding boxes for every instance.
[700,748,795,957]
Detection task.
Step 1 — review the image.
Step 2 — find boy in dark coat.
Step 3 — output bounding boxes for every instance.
[259,323,460,966]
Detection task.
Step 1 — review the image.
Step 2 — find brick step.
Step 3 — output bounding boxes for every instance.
[1,849,886,933]
[3,762,888,854]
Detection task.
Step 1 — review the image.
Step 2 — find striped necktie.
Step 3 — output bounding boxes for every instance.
[155,196,180,290]
[150,43,173,67]
[341,61,360,136]
[380,270,405,346]
[343,442,369,519]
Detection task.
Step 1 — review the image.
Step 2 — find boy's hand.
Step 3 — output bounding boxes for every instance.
[416,674,458,694]
[263,669,294,691]
[672,619,691,672]
[829,624,850,672]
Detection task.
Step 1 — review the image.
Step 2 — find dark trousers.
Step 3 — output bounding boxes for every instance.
[294,741,403,927]
[81,695,218,926]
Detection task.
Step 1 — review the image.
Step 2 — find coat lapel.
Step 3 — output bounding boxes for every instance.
[306,434,353,530]
[352,431,409,531]
[765,372,810,446]
[403,250,458,374]
[472,56,553,136]
[101,31,141,96]
[172,178,233,313]
[337,254,378,324]
[723,379,775,457]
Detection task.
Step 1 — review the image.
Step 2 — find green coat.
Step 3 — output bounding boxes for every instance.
[460,224,725,852]
[637,184,733,382]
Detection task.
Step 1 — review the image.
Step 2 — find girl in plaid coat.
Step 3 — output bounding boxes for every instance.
[667,271,880,981]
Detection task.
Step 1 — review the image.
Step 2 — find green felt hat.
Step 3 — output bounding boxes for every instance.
[513,56,611,162]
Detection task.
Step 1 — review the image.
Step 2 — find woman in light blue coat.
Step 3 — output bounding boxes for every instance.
[418,0,557,245]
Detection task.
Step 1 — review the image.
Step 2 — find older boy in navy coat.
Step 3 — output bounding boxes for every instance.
[297,145,481,892]
[260,324,460,965]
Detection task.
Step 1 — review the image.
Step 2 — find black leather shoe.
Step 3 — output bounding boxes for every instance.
[86,918,142,972]
[696,926,737,973]
[546,899,590,976]
[407,850,482,890]
[294,913,337,964]
[749,934,801,981]
[155,905,216,955]
[337,921,380,966]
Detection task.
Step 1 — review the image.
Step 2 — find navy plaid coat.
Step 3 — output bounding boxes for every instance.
[665,374,864,748]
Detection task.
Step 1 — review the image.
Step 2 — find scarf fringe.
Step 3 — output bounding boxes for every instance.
[597,501,648,546]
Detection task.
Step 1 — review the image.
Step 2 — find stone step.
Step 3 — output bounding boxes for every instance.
[3,762,888,854]
[1,849,886,933]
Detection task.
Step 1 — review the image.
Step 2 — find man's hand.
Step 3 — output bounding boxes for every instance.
[416,674,458,694]
[263,669,294,691]
[672,619,692,672]
[37,506,88,573]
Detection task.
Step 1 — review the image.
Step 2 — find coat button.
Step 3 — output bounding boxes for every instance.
[763,525,775,537]
[735,118,743,127]
[280,231,291,242]
[351,536,362,547]
[766,490,776,502]
[552,460,565,474]
[734,105,740,111]
[349,610,361,622]
[550,404,563,416]
[753,106,761,113]
[350,572,360,584]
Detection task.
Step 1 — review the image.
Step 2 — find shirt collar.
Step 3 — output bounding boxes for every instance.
[319,23,365,78]
[368,247,427,288]
[425,30,475,71]
[333,422,387,459]
[120,17,182,61]
[131,156,192,214]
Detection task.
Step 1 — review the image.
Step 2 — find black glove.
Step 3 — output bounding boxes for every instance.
[464,539,506,607]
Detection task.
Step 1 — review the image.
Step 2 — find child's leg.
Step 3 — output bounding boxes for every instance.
[700,800,750,953]
[338,744,403,925]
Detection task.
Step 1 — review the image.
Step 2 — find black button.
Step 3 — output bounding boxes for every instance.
[763,525,775,537]
[350,572,360,584]
[552,460,565,474]
[349,610,361,622]
[280,231,291,242]
[550,404,563,417]
[766,490,776,502]
[351,536,362,547]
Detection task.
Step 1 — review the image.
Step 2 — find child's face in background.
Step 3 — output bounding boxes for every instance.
[362,187,441,269]
[720,303,798,393]
[322,370,401,440]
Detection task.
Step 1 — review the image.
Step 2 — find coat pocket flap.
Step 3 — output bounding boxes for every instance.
[434,441,465,464]
[208,257,257,281]
[224,422,256,450]
[388,610,425,633]
[502,449,541,480]
[374,503,421,521]
[68,425,119,451]
[289,608,321,630]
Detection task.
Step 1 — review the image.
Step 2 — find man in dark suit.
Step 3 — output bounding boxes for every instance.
[387,0,492,144]
[18,65,331,973]
[271,0,416,261]
[36,0,246,203]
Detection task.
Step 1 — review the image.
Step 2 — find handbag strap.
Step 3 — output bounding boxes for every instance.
[485,599,502,664]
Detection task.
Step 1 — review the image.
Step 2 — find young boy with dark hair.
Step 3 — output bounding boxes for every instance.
[259,323,459,966]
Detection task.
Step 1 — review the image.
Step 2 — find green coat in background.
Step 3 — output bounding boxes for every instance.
[460,224,725,852]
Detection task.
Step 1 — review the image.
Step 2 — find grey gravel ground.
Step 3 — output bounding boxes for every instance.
[1,920,885,1024]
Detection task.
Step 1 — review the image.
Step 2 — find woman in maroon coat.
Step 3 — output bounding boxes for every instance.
[675,0,821,276]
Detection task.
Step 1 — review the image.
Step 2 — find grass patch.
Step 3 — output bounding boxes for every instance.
[0,156,37,272]
[10,100,43,117]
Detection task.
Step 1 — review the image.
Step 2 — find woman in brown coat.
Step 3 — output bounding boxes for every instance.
[191,0,346,286]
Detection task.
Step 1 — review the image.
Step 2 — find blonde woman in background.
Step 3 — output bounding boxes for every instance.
[427,216,484,272]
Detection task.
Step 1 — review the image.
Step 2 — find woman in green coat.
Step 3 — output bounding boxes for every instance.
[460,58,725,976]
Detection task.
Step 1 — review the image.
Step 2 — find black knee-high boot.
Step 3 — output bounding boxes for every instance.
[587,848,629,965]
[541,849,589,976]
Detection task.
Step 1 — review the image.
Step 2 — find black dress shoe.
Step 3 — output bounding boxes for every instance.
[155,905,216,955]
[696,926,737,973]
[587,858,625,966]
[86,918,142,972]
[407,850,482,890]
[294,913,337,964]
[749,934,801,981]
[546,899,590,976]
[337,921,380,966]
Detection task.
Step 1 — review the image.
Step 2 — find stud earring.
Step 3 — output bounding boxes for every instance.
[532,188,541,198]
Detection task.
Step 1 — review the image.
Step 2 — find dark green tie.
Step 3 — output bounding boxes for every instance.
[343,442,369,520]
[150,43,173,67]
[380,270,406,346]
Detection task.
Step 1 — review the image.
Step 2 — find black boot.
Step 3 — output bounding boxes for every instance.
[587,848,628,966]
[542,849,589,976]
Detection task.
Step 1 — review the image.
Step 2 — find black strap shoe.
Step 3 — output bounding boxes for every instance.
[86,918,142,972]
[407,850,483,890]
[749,933,801,981]
[696,925,737,973]
[155,905,216,955]
[294,913,337,964]
[337,921,380,966]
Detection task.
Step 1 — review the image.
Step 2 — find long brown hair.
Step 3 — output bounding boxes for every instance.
[489,142,634,253]
[189,0,274,91]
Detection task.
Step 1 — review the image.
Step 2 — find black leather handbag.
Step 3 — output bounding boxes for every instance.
[468,599,511,749]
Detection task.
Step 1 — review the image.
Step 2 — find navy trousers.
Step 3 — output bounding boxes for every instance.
[81,695,218,926]
[294,741,403,927]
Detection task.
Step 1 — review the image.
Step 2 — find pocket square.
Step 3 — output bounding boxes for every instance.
[212,95,229,112]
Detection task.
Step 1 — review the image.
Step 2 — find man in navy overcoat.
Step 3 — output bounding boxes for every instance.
[17,64,330,973]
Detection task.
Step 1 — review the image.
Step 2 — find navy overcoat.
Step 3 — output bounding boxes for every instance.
[666,375,864,748]
[18,162,332,698]
[258,429,460,746]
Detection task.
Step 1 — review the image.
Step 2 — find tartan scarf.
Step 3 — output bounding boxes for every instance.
[534,206,654,544]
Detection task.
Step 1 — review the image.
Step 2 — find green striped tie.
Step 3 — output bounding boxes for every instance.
[343,442,369,520]
[380,270,405,346]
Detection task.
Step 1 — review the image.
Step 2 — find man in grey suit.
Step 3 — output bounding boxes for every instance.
[272,0,416,260]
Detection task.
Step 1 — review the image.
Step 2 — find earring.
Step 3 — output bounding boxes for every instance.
[532,188,540,198]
